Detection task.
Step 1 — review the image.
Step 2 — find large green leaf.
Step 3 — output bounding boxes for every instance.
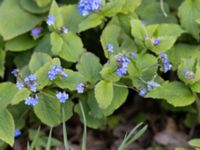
[11,88,31,105]
[50,32,63,55]
[95,80,113,109]
[146,81,196,107]
[29,52,52,73]
[60,5,84,33]
[0,50,5,78]
[0,0,43,40]
[55,69,86,91]
[0,82,18,109]
[58,32,84,62]
[20,0,49,14]
[35,0,51,7]
[168,44,200,69]
[88,86,128,119]
[75,97,105,129]
[5,34,36,52]
[78,13,103,32]
[178,0,200,40]
[0,109,15,146]
[121,0,142,14]
[76,52,102,83]
[34,92,73,126]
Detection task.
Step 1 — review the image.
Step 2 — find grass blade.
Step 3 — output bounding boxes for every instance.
[79,101,87,150]
[29,126,41,150]
[45,127,53,150]
[62,106,69,150]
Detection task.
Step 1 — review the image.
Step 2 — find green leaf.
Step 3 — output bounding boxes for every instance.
[75,97,105,129]
[121,0,142,14]
[34,92,73,126]
[35,0,51,7]
[58,32,84,62]
[0,82,18,108]
[146,81,196,107]
[76,52,102,83]
[60,5,84,33]
[35,58,60,90]
[55,69,86,91]
[177,58,200,85]
[178,0,200,40]
[5,34,36,52]
[78,14,103,32]
[188,139,200,148]
[0,0,43,40]
[100,0,125,17]
[88,86,128,118]
[50,32,63,55]
[20,0,49,14]
[49,0,63,29]
[11,88,31,105]
[29,52,52,73]
[168,44,200,69]
[35,34,52,55]
[0,50,5,78]
[95,80,113,109]
[191,80,200,93]
[0,109,15,146]
[136,0,177,24]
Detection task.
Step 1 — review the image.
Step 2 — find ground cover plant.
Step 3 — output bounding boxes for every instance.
[1,0,200,149]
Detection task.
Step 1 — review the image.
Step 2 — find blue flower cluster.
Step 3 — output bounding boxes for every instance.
[115,55,130,77]
[184,69,195,79]
[153,38,160,45]
[139,81,160,97]
[11,68,19,77]
[31,27,42,37]
[78,0,102,16]
[46,15,56,26]
[25,95,39,106]
[48,65,68,80]
[14,129,21,138]
[159,52,172,73]
[106,44,114,53]
[16,81,24,89]
[24,74,37,92]
[56,91,69,103]
[76,83,85,93]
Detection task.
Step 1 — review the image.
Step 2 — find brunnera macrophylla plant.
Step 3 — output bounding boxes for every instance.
[0,0,200,147]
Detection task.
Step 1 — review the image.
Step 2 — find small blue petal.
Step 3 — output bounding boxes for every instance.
[184,69,195,79]
[106,44,114,53]
[25,95,38,106]
[76,83,84,93]
[31,27,42,36]
[56,91,69,103]
[46,15,56,26]
[153,38,160,45]
[14,129,21,138]
[139,88,147,97]
[16,81,24,90]
[11,68,19,77]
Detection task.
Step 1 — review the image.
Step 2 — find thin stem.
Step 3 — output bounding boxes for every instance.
[62,106,69,150]
[160,0,168,17]
[113,83,138,92]
[195,94,200,123]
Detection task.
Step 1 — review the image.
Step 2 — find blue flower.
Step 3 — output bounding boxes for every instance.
[153,38,160,45]
[184,69,195,79]
[76,83,84,93]
[56,91,69,103]
[25,95,38,106]
[31,27,42,36]
[48,65,68,80]
[159,52,172,73]
[115,55,130,77]
[78,0,102,16]
[139,88,147,97]
[11,68,19,77]
[16,81,24,90]
[131,52,137,59]
[24,74,37,92]
[46,15,56,26]
[147,81,160,91]
[14,129,21,138]
[106,44,114,53]
[61,26,68,33]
